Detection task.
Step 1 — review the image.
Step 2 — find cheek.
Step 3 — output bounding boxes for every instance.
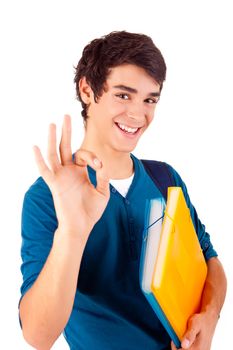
[148,114,154,124]
[108,100,127,117]
[143,114,154,130]
[93,99,126,119]
[147,108,156,122]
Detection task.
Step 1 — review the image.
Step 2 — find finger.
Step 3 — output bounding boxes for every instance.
[181,315,201,349]
[47,123,61,171]
[74,149,102,169]
[171,341,178,350]
[59,114,73,165]
[171,340,182,350]
[74,149,110,197]
[33,145,53,184]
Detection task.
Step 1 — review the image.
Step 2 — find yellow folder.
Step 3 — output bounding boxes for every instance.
[151,187,207,340]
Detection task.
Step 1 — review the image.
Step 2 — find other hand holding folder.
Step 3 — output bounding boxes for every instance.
[140,187,207,348]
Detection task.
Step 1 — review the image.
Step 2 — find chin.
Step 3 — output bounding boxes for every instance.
[113,144,138,154]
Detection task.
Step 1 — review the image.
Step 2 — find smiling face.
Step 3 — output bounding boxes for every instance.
[79,64,161,155]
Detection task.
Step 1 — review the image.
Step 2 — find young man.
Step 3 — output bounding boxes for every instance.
[19,31,226,350]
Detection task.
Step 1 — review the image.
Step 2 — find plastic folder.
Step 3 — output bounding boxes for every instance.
[140,187,207,348]
[140,198,165,294]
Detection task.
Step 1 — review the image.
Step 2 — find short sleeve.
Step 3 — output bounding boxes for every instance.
[20,177,58,301]
[166,163,218,261]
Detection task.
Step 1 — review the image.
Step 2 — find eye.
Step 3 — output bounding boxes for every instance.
[116,93,129,100]
[145,97,160,104]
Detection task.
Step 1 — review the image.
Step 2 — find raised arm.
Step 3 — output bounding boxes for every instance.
[19,115,110,350]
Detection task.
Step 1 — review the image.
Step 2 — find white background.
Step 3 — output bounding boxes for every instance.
[0,0,232,349]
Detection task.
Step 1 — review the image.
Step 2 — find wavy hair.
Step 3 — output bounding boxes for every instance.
[74,31,166,123]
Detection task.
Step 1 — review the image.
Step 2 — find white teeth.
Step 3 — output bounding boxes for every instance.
[118,123,138,133]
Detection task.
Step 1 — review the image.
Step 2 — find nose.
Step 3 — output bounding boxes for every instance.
[126,103,145,122]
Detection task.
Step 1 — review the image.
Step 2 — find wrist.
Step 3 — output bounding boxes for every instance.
[54,225,92,247]
[200,306,220,326]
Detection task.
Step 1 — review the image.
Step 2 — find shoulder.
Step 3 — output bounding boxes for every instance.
[24,176,53,202]
[163,162,186,187]
[22,177,58,240]
[22,176,56,220]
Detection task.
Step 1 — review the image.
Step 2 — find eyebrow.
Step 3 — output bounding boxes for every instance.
[113,84,160,97]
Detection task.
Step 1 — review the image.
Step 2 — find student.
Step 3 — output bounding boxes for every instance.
[19,31,227,350]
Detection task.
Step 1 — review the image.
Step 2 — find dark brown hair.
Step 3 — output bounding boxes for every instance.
[74,31,166,122]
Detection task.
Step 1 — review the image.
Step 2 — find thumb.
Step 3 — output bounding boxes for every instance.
[181,314,201,349]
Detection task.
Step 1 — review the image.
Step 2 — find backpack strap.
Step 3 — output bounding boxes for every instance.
[140,159,175,200]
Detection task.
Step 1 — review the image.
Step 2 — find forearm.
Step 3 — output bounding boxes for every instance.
[200,257,227,325]
[19,227,90,350]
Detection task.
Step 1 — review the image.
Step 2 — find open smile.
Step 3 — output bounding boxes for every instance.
[115,122,142,137]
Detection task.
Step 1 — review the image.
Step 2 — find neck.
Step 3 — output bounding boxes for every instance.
[80,136,134,180]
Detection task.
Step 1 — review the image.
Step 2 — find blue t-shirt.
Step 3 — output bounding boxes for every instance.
[20,154,217,349]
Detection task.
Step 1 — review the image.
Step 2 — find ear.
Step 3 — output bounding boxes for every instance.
[79,76,93,104]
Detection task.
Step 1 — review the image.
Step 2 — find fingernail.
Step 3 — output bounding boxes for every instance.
[182,339,190,348]
[93,158,101,167]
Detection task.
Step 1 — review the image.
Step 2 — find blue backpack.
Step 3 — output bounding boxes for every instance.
[141,159,175,200]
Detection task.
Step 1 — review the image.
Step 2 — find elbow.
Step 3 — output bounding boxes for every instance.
[19,292,64,349]
[21,324,56,350]
[20,309,58,350]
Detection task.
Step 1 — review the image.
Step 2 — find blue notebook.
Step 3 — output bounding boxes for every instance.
[139,197,181,348]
